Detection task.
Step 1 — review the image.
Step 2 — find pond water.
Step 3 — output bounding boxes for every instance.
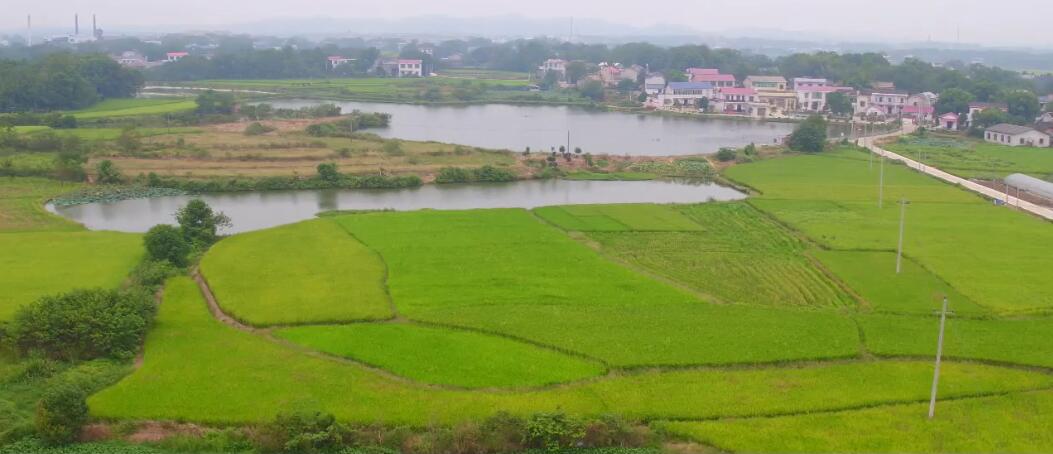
[51,179,746,234]
[264,99,797,156]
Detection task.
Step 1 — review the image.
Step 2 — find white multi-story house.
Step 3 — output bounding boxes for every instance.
[327,56,355,70]
[539,59,567,79]
[644,76,667,95]
[397,59,423,77]
[793,77,828,91]
[797,86,838,112]
[744,76,788,91]
[866,91,910,116]
[657,82,714,107]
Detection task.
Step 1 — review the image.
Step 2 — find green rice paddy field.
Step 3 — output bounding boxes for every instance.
[6,141,1053,451]
[68,98,197,119]
[884,134,1053,180]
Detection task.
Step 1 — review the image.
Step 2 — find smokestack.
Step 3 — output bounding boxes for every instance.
[75,14,79,35]
[93,15,97,37]
[27,15,32,46]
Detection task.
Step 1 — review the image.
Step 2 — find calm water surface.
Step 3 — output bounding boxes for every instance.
[51,179,746,234]
[265,99,796,156]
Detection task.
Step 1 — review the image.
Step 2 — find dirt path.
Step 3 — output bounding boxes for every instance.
[192,269,259,333]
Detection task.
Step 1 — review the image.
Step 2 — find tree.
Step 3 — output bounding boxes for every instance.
[176,199,231,246]
[826,92,853,116]
[540,71,559,90]
[565,61,588,84]
[36,383,88,446]
[698,97,710,111]
[95,160,123,184]
[144,224,190,267]
[579,80,605,101]
[616,78,637,92]
[316,162,340,182]
[115,127,142,154]
[1004,90,1040,123]
[935,88,975,117]
[715,148,737,162]
[195,89,236,115]
[972,108,1011,129]
[787,115,828,153]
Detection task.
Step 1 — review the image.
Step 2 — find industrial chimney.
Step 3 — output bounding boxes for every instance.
[93,14,98,38]
[75,14,79,35]
[26,15,32,46]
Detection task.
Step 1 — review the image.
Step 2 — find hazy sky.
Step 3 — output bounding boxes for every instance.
[4,0,1051,48]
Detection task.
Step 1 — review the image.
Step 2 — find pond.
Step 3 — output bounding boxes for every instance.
[263,99,797,156]
[50,179,746,234]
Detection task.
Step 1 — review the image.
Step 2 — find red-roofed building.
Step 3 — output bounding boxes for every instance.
[397,59,423,77]
[691,72,736,88]
[165,51,189,63]
[937,112,960,130]
[686,68,719,78]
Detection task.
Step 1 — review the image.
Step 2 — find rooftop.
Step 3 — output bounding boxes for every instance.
[693,73,737,82]
[987,123,1040,135]
[746,75,788,83]
[686,68,720,75]
[720,87,757,96]
[668,81,713,90]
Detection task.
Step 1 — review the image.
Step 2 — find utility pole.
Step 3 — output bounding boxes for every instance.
[928,297,951,419]
[878,154,885,208]
[896,199,909,273]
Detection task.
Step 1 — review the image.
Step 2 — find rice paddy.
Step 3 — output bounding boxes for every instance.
[68,98,197,119]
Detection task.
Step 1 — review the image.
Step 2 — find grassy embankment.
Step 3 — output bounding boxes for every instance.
[883,133,1053,180]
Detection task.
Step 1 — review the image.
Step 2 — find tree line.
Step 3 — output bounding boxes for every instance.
[0,53,143,112]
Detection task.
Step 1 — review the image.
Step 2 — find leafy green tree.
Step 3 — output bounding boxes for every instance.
[316,162,340,182]
[144,224,191,267]
[95,160,123,185]
[579,80,605,101]
[665,69,688,82]
[715,148,738,162]
[788,115,828,153]
[36,383,88,446]
[115,127,142,154]
[176,199,231,246]
[826,92,853,116]
[935,88,975,117]
[972,108,1011,129]
[263,411,344,454]
[616,78,637,92]
[195,89,236,115]
[526,412,585,451]
[565,61,589,84]
[1004,90,1040,123]
[540,71,560,89]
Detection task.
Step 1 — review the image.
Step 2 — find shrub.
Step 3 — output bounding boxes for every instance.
[144,225,190,267]
[317,163,341,183]
[36,382,89,446]
[480,412,526,453]
[744,142,757,156]
[436,166,517,184]
[95,160,124,185]
[382,141,404,156]
[436,167,473,184]
[11,288,156,361]
[129,259,179,290]
[245,122,276,136]
[259,410,345,454]
[715,148,737,162]
[788,115,828,153]
[526,412,585,452]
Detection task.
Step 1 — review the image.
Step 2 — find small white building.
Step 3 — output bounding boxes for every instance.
[657,82,714,107]
[644,76,666,95]
[327,56,355,69]
[797,86,838,112]
[165,52,189,63]
[985,124,1050,148]
[539,59,567,79]
[397,59,423,77]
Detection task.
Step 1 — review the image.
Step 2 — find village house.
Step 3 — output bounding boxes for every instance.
[538,59,567,79]
[688,68,736,88]
[397,59,423,77]
[644,76,667,95]
[716,87,767,118]
[598,63,641,88]
[867,91,910,116]
[657,82,714,107]
[113,51,148,68]
[793,77,828,91]
[985,124,1050,147]
[757,91,798,117]
[797,86,839,112]
[937,112,960,130]
[966,102,1009,128]
[903,92,938,123]
[165,51,189,63]
[327,56,355,70]
[744,76,788,91]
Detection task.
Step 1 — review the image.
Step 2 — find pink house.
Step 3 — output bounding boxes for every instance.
[902,105,936,124]
[687,68,736,88]
[717,87,766,117]
[938,113,960,130]
[165,51,189,63]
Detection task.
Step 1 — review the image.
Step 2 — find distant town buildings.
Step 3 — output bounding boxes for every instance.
[166,52,189,63]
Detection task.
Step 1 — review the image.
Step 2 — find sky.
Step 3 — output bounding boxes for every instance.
[4,0,1051,48]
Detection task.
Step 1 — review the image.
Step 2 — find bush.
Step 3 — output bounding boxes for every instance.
[787,115,828,153]
[176,199,231,247]
[436,165,517,184]
[381,141,404,156]
[317,163,341,183]
[95,160,124,185]
[144,225,190,267]
[11,288,156,361]
[259,410,345,454]
[129,259,179,289]
[715,148,737,162]
[245,122,276,136]
[36,382,89,446]
[526,412,585,452]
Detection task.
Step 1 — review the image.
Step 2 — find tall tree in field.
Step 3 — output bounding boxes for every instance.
[788,115,828,153]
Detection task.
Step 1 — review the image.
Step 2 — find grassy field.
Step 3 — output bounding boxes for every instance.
[662,390,1053,453]
[535,204,704,231]
[728,147,1053,314]
[200,220,391,326]
[884,133,1053,180]
[68,98,197,119]
[276,322,606,388]
[89,277,1052,425]
[577,203,853,308]
[334,209,859,366]
[813,250,986,315]
[0,177,85,232]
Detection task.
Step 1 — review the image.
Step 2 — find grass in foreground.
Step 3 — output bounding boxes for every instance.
[89,278,1051,424]
[728,147,1053,313]
[662,390,1053,453]
[335,209,860,366]
[200,220,391,326]
[276,322,606,388]
[0,231,141,320]
[584,203,853,308]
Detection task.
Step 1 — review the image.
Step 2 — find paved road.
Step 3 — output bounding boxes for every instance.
[859,130,1053,221]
